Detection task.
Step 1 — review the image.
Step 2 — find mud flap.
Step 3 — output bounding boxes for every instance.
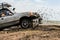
[32,19,39,28]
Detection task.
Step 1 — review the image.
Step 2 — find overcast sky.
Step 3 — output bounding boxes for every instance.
[0,0,60,21]
[0,0,60,12]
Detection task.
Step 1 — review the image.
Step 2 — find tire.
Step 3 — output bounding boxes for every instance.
[20,18,32,29]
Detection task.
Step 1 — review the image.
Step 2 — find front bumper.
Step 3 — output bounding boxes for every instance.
[32,18,42,27]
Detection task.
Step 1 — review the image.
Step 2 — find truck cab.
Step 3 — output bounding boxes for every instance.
[0,2,42,29]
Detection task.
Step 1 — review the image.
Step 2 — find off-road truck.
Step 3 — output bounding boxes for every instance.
[0,3,42,29]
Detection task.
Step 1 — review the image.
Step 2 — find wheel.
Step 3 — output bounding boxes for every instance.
[20,18,32,29]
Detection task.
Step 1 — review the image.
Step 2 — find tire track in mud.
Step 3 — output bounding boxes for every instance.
[0,24,60,34]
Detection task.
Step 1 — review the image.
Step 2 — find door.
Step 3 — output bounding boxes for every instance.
[0,14,19,28]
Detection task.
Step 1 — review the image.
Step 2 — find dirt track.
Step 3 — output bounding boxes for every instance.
[0,25,60,40]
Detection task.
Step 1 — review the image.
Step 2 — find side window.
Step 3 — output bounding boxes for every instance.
[0,9,13,17]
[4,10,13,16]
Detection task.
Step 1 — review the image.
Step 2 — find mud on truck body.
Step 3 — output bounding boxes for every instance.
[0,3,42,29]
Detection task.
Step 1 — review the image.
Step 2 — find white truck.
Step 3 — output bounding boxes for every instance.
[0,3,42,29]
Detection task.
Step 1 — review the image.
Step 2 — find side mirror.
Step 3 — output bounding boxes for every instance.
[13,8,15,11]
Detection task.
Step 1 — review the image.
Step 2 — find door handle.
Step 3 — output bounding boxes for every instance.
[1,18,4,20]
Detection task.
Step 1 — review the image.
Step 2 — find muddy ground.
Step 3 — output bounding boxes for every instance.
[0,25,60,40]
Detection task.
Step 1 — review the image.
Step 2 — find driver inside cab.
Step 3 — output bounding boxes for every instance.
[0,7,15,17]
[0,9,13,17]
[1,11,6,17]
